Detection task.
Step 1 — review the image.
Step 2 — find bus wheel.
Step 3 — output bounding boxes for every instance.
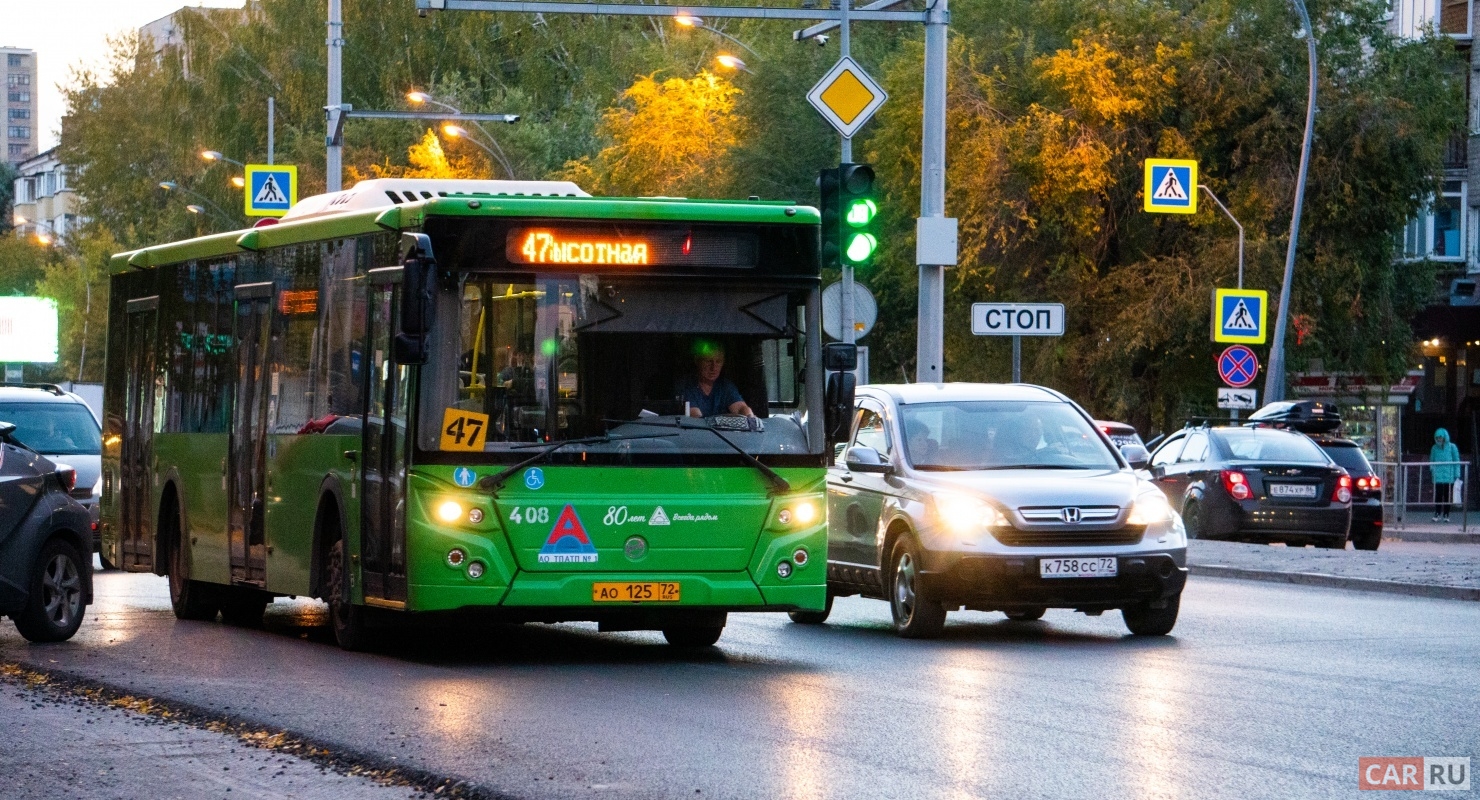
[167,516,218,622]
[662,625,724,647]
[219,588,270,628]
[326,540,368,651]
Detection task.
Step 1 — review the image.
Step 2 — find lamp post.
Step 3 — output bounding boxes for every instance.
[441,125,510,177]
[158,181,236,227]
[713,54,753,74]
[673,15,761,57]
[201,150,248,190]
[407,91,518,179]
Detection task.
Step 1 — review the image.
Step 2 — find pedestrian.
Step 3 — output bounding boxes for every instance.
[1429,428,1462,523]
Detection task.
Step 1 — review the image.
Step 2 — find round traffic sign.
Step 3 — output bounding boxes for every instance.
[1218,345,1259,389]
[821,282,878,340]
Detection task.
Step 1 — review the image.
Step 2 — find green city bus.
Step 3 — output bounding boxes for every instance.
[100,178,852,649]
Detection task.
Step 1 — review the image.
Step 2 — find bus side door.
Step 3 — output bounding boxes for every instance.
[120,296,159,571]
[228,282,273,586]
[361,268,410,604]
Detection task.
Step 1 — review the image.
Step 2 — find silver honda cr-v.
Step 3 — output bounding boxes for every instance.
[797,383,1187,638]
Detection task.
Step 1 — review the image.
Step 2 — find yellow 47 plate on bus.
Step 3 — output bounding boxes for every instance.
[592,582,681,602]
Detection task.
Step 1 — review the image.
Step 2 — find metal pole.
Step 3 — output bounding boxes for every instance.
[267,96,275,165]
[1265,0,1317,404]
[326,0,343,192]
[1199,184,1244,290]
[839,0,855,348]
[1011,335,1020,382]
[915,0,948,383]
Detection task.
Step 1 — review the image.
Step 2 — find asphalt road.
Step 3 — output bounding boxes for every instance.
[2,570,1476,800]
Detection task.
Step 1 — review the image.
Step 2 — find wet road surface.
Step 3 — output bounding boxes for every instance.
[2,569,1476,799]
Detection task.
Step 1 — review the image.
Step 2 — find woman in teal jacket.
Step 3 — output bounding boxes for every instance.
[1430,428,1462,522]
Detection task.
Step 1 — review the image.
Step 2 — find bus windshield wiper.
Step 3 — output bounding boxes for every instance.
[478,432,679,495]
[606,418,791,495]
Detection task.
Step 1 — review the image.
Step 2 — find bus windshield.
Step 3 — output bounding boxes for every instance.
[421,273,814,456]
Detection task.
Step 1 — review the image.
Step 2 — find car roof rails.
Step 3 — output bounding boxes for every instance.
[4,383,66,396]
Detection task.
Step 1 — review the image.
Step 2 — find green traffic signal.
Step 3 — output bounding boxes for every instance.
[845,198,877,227]
[844,232,878,264]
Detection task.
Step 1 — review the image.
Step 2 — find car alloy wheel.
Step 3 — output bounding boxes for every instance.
[889,539,946,638]
[41,552,83,630]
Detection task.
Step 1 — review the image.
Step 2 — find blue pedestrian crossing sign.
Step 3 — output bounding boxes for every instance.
[1212,288,1268,344]
[244,164,297,217]
[1144,158,1197,214]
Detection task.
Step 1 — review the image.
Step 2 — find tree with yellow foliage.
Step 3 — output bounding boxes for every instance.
[564,71,741,197]
[349,129,488,183]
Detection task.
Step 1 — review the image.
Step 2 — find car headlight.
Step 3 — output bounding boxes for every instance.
[1127,492,1174,526]
[933,492,1005,534]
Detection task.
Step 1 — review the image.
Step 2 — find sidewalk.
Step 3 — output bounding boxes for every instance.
[1186,539,1480,601]
[1381,512,1480,543]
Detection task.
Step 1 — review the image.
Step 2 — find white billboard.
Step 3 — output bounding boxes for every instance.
[0,297,59,363]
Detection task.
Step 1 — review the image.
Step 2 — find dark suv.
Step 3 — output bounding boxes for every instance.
[0,385,101,553]
[0,421,94,641]
[1248,401,1382,550]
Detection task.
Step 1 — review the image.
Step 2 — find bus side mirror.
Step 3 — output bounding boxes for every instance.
[825,371,856,443]
[824,342,857,372]
[395,234,435,364]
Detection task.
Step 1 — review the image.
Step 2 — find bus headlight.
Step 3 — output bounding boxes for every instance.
[934,492,1003,534]
[777,500,819,527]
[436,500,465,523]
[1127,493,1174,526]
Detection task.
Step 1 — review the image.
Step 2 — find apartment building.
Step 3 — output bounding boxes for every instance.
[1,47,38,167]
[12,147,80,242]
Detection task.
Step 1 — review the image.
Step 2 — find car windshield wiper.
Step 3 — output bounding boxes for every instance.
[606,417,791,495]
[478,432,679,495]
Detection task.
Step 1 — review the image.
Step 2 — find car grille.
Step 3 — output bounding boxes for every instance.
[992,526,1146,547]
[1017,505,1121,524]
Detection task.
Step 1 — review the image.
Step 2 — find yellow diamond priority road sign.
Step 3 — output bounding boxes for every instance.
[807,56,887,139]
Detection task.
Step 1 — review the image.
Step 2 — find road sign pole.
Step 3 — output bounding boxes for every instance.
[915,0,948,383]
[267,96,275,165]
[326,0,343,193]
[839,0,856,348]
[1012,335,1021,383]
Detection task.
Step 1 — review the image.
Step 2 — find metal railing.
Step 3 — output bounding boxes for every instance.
[1370,461,1469,531]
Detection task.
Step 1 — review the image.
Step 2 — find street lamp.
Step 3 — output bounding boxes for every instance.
[231,176,246,188]
[12,214,57,246]
[158,181,236,226]
[200,149,246,168]
[714,53,752,73]
[407,90,518,178]
[673,14,761,57]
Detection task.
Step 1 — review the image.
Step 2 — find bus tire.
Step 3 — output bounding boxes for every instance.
[663,618,726,648]
[166,507,218,622]
[326,539,369,651]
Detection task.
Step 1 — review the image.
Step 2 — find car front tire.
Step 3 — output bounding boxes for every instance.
[1351,525,1382,551]
[14,538,87,643]
[663,619,726,647]
[1005,607,1046,622]
[1122,593,1180,636]
[889,538,946,639]
[1181,501,1203,540]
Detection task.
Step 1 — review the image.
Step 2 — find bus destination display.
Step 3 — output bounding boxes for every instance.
[506,225,757,269]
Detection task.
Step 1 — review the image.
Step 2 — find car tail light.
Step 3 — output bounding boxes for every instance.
[1333,474,1353,503]
[54,465,77,494]
[1221,470,1252,500]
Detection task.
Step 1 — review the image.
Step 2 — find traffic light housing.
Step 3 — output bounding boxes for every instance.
[817,167,841,269]
[838,163,878,267]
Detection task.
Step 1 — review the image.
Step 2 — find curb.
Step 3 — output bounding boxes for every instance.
[1384,531,1480,544]
[1188,564,1480,602]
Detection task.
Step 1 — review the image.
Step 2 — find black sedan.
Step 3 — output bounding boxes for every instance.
[1147,425,1352,548]
[0,421,93,642]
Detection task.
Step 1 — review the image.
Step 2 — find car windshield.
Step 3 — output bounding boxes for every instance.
[1214,429,1330,464]
[0,402,101,455]
[420,275,813,456]
[899,400,1120,471]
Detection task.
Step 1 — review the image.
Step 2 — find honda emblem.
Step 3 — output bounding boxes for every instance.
[1061,507,1082,524]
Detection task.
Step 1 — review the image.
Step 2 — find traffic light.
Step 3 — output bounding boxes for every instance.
[838,163,878,267]
[816,167,841,269]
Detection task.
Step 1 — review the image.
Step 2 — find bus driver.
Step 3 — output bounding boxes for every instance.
[682,340,754,418]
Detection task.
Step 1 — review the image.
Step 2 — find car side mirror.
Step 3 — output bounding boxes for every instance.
[845,445,891,474]
[1120,444,1151,470]
[0,421,13,438]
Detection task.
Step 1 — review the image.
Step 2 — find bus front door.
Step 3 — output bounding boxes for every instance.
[120,296,158,571]
[361,271,409,604]
[228,283,272,586]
